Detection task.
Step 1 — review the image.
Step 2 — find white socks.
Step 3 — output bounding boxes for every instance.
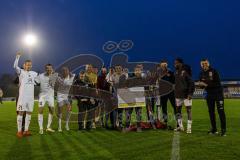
[187,120,192,130]
[24,114,31,131]
[66,111,71,124]
[65,111,71,130]
[39,113,53,130]
[58,113,62,130]
[38,114,43,130]
[47,114,53,129]
[178,119,183,128]
[17,115,23,132]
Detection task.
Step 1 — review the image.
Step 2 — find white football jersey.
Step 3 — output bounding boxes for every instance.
[36,73,54,97]
[14,56,38,99]
[14,57,38,112]
[57,74,75,102]
[19,70,38,98]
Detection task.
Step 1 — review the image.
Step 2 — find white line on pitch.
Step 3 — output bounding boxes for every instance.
[171,132,180,160]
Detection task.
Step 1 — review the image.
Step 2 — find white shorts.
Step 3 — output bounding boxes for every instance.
[176,98,192,107]
[39,95,54,108]
[57,94,70,107]
[17,97,34,112]
[57,100,70,107]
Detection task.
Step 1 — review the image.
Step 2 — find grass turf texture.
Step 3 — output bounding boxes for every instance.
[0,99,239,160]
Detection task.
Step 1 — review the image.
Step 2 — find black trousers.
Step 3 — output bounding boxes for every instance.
[160,92,177,123]
[78,102,92,130]
[206,97,226,132]
[0,97,2,104]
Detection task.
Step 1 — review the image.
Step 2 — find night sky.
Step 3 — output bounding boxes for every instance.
[0,0,239,79]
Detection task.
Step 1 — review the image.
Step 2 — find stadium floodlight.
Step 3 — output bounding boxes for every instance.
[23,33,38,47]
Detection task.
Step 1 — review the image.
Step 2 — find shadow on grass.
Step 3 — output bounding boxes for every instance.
[40,136,54,160]
[61,132,92,158]
[49,134,71,159]
[6,137,32,160]
[70,131,114,160]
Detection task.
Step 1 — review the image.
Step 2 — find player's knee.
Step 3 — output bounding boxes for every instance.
[38,108,43,114]
[18,111,24,116]
[49,107,54,114]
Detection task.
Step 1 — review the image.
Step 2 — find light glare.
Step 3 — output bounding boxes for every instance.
[23,34,37,47]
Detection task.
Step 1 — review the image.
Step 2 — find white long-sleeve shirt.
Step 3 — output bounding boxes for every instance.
[14,56,38,99]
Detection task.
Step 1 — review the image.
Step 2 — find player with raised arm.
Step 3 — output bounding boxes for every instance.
[36,64,55,134]
[56,67,75,132]
[14,51,38,138]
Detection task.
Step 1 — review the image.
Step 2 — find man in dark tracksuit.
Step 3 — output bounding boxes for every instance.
[75,71,92,130]
[157,60,177,125]
[198,59,226,136]
[174,58,195,134]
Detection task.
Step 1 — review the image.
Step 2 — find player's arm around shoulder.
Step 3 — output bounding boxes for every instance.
[69,73,76,85]
[34,72,42,84]
[32,71,40,85]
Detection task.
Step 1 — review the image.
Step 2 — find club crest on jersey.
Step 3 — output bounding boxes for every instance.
[28,78,33,83]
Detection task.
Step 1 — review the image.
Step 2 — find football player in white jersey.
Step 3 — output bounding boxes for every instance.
[36,64,55,134]
[56,67,75,132]
[14,52,38,138]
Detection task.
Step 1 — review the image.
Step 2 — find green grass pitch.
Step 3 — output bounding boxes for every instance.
[0,99,239,160]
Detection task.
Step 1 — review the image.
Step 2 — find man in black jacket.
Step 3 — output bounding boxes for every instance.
[174,58,195,134]
[74,71,92,130]
[157,60,177,126]
[198,59,226,136]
